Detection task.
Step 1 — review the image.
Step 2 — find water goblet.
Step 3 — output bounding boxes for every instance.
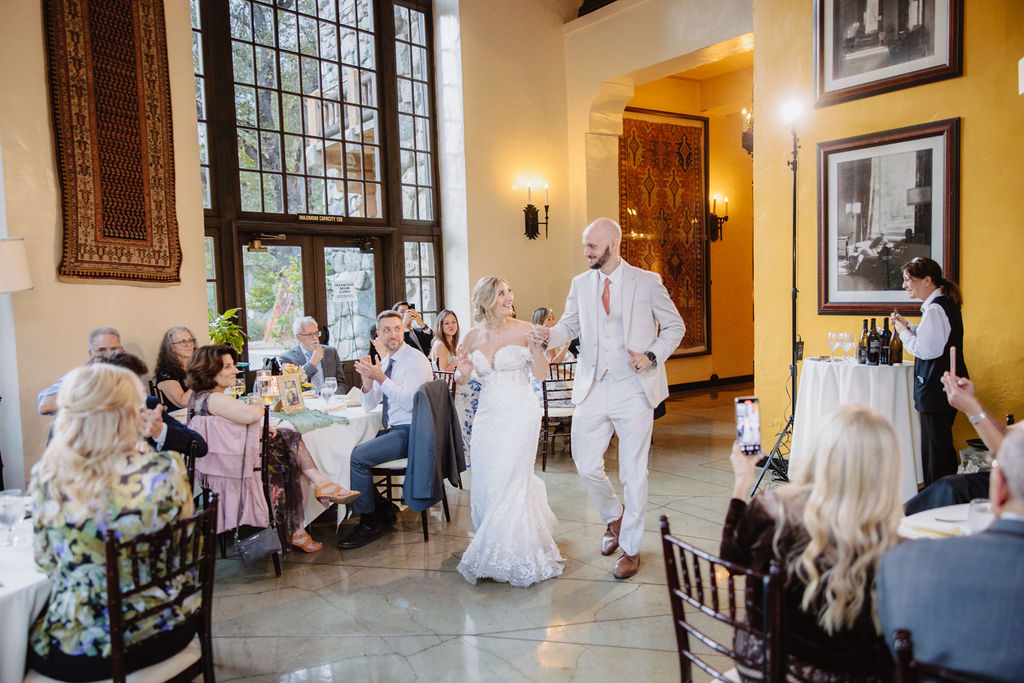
[839,332,855,361]
[321,377,337,406]
[0,489,25,546]
[967,498,994,535]
[826,332,840,361]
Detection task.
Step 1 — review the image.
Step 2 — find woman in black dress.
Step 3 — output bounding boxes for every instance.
[154,326,197,410]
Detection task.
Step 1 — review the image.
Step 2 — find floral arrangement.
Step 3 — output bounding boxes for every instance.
[279,362,306,381]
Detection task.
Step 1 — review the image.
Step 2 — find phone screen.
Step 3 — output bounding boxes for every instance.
[734,396,761,456]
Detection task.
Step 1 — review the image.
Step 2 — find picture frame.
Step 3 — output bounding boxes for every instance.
[275,373,305,413]
[817,118,960,315]
[814,0,963,107]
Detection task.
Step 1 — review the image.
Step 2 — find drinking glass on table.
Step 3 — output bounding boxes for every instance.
[967,498,994,534]
[0,489,26,546]
[257,376,277,407]
[321,377,337,406]
[826,332,840,360]
[839,332,855,361]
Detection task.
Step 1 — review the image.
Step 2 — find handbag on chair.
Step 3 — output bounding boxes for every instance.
[232,427,282,567]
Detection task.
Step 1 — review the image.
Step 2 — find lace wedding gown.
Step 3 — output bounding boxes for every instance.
[457,345,565,587]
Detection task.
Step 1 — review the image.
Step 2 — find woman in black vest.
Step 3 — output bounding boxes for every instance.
[892,257,967,486]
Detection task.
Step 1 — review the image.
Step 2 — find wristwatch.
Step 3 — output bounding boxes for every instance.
[968,411,987,425]
[644,351,657,368]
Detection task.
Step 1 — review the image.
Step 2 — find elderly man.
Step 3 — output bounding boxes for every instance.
[877,424,1024,679]
[278,316,347,395]
[529,217,685,579]
[392,301,433,357]
[338,310,433,549]
[38,326,123,415]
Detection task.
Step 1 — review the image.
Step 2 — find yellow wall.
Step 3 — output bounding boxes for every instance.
[627,68,755,385]
[0,1,208,484]
[753,1,1024,441]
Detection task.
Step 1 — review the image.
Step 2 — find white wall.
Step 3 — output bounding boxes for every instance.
[0,0,208,484]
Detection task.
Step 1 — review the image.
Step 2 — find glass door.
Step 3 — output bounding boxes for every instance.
[320,238,382,360]
[240,237,310,371]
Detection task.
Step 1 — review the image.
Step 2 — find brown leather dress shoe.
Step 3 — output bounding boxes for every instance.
[613,551,639,579]
[601,506,624,556]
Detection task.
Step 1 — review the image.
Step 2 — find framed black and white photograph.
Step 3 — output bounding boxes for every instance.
[817,118,960,314]
[814,0,963,107]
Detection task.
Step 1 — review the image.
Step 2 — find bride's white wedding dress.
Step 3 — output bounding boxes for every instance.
[457,344,565,587]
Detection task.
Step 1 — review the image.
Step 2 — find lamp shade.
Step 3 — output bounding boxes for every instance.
[0,238,33,294]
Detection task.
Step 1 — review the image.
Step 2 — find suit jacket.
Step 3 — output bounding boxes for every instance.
[145,396,208,458]
[404,379,466,511]
[547,260,685,407]
[403,328,433,357]
[877,516,1024,680]
[279,344,348,392]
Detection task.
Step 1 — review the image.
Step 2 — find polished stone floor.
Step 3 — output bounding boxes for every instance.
[210,384,755,682]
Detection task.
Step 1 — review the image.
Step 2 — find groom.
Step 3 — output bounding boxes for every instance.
[530,217,685,579]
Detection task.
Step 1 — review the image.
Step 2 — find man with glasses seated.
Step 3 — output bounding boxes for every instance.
[37,326,123,415]
[279,316,348,396]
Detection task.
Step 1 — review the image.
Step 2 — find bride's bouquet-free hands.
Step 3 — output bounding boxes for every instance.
[454,346,474,383]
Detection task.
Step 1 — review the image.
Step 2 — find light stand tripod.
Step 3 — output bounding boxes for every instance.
[751,128,800,496]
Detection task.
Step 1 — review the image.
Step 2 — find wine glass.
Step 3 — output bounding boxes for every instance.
[826,332,840,361]
[321,377,337,406]
[839,332,855,361]
[234,375,247,398]
[257,376,277,407]
[0,489,25,546]
[967,498,994,534]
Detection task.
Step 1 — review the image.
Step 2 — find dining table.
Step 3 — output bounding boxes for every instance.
[0,515,51,683]
[898,503,994,539]
[790,357,922,502]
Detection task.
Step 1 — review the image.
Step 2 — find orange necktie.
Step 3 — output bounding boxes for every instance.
[601,277,611,315]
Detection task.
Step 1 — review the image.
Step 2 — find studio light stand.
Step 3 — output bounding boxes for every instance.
[751,127,800,496]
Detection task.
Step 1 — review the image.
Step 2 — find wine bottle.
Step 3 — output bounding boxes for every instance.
[866,317,880,365]
[857,319,868,364]
[889,325,903,365]
[879,318,892,365]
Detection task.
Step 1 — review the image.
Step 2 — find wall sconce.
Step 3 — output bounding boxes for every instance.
[708,194,728,242]
[524,183,550,240]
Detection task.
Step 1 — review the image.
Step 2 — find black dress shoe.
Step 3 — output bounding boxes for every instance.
[338,523,382,549]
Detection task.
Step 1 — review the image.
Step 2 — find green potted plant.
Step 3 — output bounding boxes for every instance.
[209,307,248,354]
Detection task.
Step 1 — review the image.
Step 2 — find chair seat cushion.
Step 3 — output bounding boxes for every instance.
[374,458,409,470]
[545,406,575,418]
[24,637,202,683]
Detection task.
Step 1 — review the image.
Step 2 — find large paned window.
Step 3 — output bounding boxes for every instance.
[194,0,442,362]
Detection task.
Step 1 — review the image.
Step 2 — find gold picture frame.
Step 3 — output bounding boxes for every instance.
[275,373,305,413]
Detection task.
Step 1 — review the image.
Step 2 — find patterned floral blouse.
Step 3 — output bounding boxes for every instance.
[29,450,194,660]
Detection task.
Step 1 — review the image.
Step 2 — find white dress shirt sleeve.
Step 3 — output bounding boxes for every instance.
[381,349,434,414]
[899,300,951,360]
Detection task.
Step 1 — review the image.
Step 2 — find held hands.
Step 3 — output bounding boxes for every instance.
[627,349,652,373]
[403,309,424,329]
[526,324,550,346]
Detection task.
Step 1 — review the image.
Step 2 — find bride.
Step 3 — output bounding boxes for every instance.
[455,276,565,587]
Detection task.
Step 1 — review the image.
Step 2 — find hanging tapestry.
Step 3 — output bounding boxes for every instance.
[619,109,709,355]
[45,0,182,284]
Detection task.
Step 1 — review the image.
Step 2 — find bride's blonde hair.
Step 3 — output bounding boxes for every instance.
[471,276,507,324]
[770,404,902,635]
[36,364,148,523]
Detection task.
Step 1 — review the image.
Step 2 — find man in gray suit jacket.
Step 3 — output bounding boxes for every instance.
[877,424,1024,680]
[279,316,348,395]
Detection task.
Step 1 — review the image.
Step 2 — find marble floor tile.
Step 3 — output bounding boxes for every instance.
[208,383,758,682]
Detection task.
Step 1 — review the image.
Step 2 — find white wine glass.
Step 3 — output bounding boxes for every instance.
[826,332,840,361]
[321,377,337,406]
[839,332,855,362]
[234,375,247,398]
[257,376,277,408]
[0,489,25,546]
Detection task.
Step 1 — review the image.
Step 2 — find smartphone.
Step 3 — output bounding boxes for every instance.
[734,396,761,456]
[408,303,415,310]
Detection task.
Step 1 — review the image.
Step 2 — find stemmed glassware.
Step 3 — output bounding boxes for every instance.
[257,375,277,408]
[0,489,26,546]
[234,375,247,398]
[826,332,840,361]
[321,377,337,406]
[839,332,855,361]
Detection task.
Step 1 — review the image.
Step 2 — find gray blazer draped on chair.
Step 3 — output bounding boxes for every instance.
[404,379,466,511]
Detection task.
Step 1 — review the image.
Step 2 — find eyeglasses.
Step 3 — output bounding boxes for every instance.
[172,338,197,346]
[296,332,318,339]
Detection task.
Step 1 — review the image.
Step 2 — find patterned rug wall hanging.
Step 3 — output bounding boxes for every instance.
[619,108,709,355]
[44,0,182,284]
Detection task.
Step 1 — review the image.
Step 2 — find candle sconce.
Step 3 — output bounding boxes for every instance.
[523,183,550,240]
[708,193,728,242]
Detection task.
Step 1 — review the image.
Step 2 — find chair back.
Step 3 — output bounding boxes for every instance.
[185,439,198,488]
[893,629,1001,683]
[104,491,219,683]
[148,378,168,407]
[660,514,785,682]
[548,361,576,380]
[433,370,456,399]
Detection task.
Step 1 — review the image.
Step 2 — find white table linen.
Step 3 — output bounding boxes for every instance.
[899,503,971,539]
[791,359,921,502]
[0,519,51,683]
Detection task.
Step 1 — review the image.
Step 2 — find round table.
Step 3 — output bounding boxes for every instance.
[791,358,921,502]
[897,503,996,539]
[0,517,51,683]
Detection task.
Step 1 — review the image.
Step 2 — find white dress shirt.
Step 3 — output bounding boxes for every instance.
[900,288,951,360]
[360,342,434,427]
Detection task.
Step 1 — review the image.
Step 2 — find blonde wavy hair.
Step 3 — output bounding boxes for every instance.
[471,276,508,324]
[36,364,148,522]
[770,404,902,635]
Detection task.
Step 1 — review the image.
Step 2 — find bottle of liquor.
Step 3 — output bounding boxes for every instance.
[866,317,880,365]
[857,319,869,364]
[889,324,903,365]
[879,318,892,365]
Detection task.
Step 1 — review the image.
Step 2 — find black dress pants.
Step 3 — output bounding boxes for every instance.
[919,411,958,486]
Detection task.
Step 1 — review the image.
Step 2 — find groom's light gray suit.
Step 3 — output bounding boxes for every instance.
[547,259,685,556]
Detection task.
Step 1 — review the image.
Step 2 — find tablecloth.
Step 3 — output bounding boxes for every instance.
[0,519,51,683]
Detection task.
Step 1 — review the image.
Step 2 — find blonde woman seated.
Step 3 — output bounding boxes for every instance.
[721,404,900,682]
[28,364,196,681]
[429,308,460,372]
[186,344,358,553]
[531,307,573,363]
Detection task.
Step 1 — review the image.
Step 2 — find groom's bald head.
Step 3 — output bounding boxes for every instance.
[583,217,622,244]
[582,218,622,272]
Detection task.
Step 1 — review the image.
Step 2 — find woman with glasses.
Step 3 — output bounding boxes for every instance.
[154,326,197,410]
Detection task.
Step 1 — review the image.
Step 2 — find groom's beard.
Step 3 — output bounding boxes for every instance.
[588,245,612,270]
